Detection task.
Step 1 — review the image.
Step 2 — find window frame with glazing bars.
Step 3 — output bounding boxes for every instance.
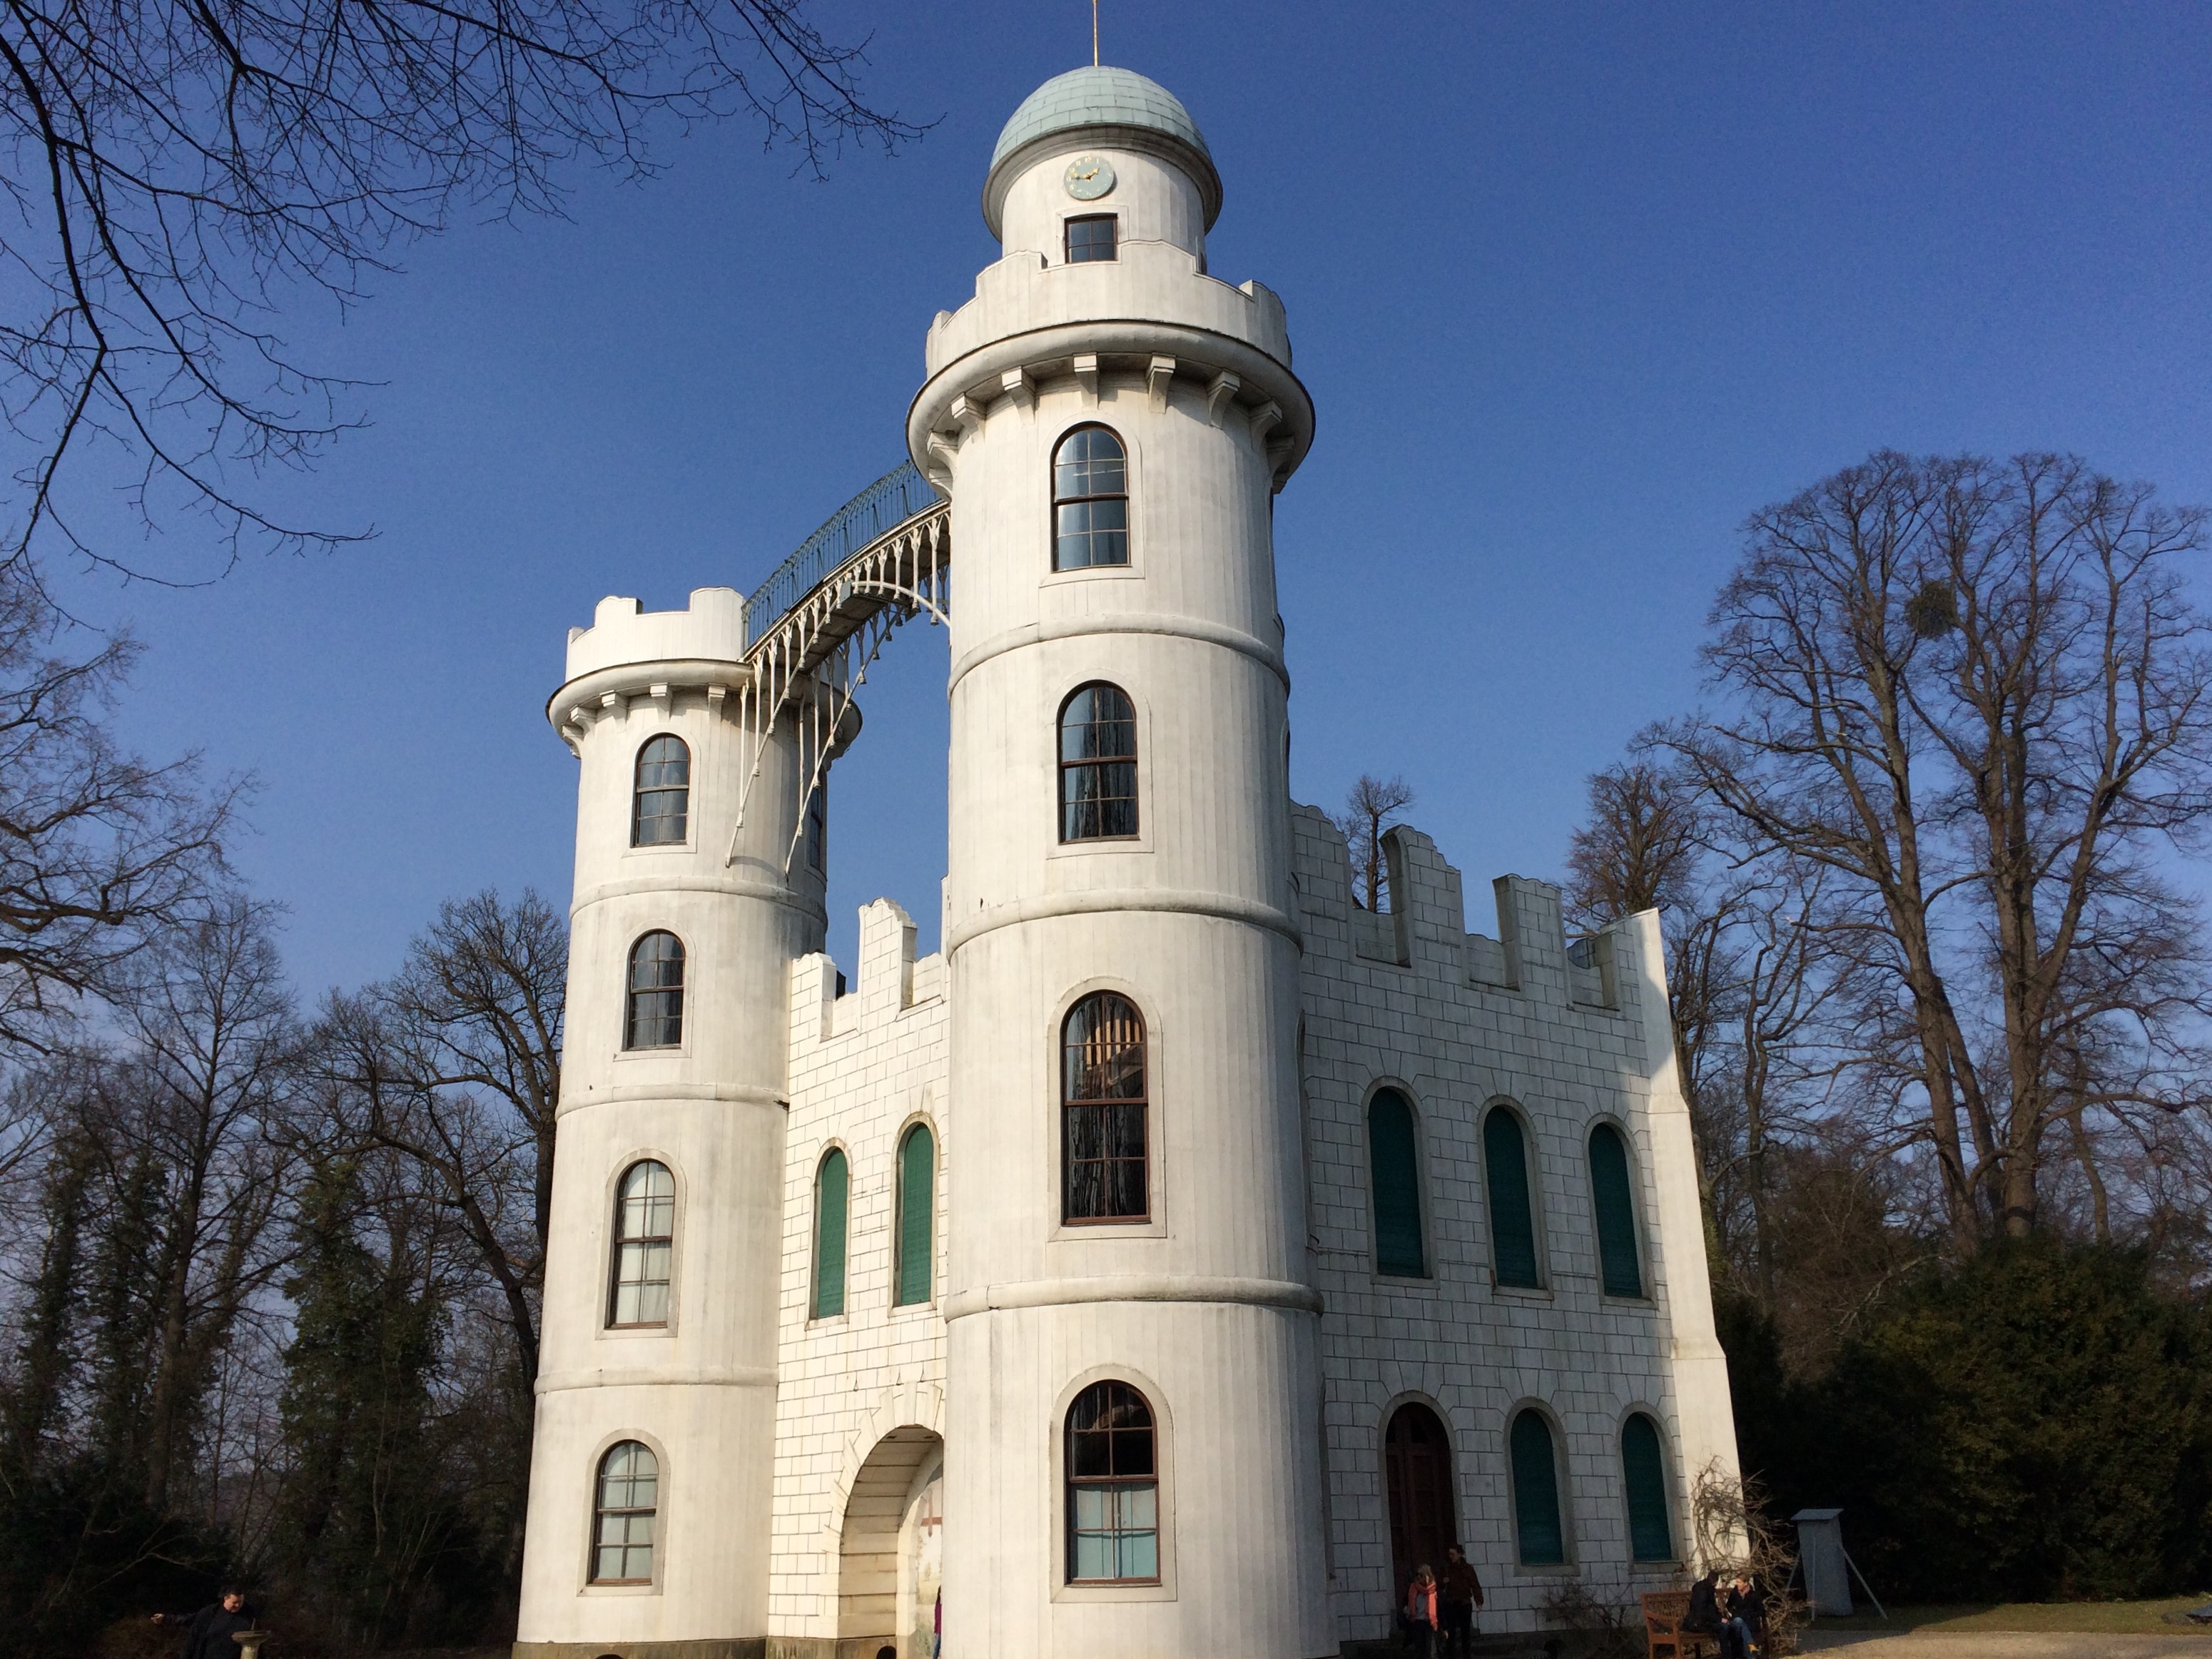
[1065,1380,1160,1584]
[590,1440,659,1586]
[1052,424,1129,571]
[1061,991,1149,1224]
[1064,213,1117,263]
[1059,683,1138,842]
[631,734,690,846]
[624,931,686,1050]
[607,1160,675,1328]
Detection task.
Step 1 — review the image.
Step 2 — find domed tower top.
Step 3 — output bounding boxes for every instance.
[982,66,1222,238]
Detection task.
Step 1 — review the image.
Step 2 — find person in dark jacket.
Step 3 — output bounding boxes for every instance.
[1722,1571,1764,1659]
[1683,1569,1724,1636]
[152,1588,255,1659]
[1439,1544,1484,1659]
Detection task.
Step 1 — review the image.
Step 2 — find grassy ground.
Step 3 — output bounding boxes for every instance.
[1811,1598,2212,1636]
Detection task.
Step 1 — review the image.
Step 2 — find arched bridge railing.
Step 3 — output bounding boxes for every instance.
[743,461,946,652]
[727,460,952,873]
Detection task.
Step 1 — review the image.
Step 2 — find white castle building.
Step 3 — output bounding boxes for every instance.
[516,65,1740,1659]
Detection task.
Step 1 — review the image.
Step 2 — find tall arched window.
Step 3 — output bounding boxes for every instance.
[1059,684,1138,841]
[1483,1107,1541,1289]
[1066,1381,1157,1583]
[812,1148,848,1319]
[632,735,690,846]
[895,1123,935,1307]
[1620,1413,1674,1562]
[592,1441,659,1583]
[1062,992,1147,1222]
[1509,1409,1566,1566]
[1588,1123,1644,1298]
[1052,425,1127,570]
[624,932,685,1049]
[1383,1402,1457,1598]
[1368,1089,1426,1278]
[607,1160,674,1326]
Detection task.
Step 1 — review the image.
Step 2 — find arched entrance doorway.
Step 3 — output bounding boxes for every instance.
[839,1426,943,1659]
[1383,1402,1458,1598]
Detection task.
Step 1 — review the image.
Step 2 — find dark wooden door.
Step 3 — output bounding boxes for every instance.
[1384,1403,1458,1598]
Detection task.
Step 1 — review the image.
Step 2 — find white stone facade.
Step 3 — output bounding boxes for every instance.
[515,64,1737,1659]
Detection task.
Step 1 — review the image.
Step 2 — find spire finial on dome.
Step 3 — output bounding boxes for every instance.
[1091,0,1100,66]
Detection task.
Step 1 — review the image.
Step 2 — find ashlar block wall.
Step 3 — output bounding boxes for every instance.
[773,898,950,1648]
[1289,806,1737,1640]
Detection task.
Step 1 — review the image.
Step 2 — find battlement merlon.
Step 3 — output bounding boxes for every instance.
[1289,802,1665,1018]
[543,587,753,742]
[791,898,948,1050]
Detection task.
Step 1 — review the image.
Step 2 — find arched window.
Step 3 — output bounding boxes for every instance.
[1368,1089,1426,1278]
[607,1160,674,1326]
[1062,992,1147,1222]
[812,1148,848,1319]
[592,1441,659,1583]
[624,932,685,1049]
[1620,1413,1674,1562]
[632,735,689,846]
[1483,1107,1541,1289]
[1588,1123,1644,1298]
[1066,1381,1157,1583]
[1052,425,1127,570]
[1509,1409,1567,1565]
[895,1123,935,1307]
[1059,684,1138,841]
[1383,1403,1457,1598]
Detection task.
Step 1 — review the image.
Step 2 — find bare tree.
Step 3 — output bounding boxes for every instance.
[315,890,564,1396]
[1658,452,2212,1244]
[1332,773,1414,911]
[0,572,236,1054]
[0,0,923,579]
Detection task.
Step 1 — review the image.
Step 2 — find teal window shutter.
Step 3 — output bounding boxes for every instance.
[1588,1124,1643,1297]
[813,1149,848,1319]
[896,1125,935,1307]
[1367,1090,1426,1277]
[1621,1413,1674,1561]
[1510,1409,1566,1565]
[1483,1110,1541,1288]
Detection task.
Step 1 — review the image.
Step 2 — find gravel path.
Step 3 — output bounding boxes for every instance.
[1799,1630,2211,1657]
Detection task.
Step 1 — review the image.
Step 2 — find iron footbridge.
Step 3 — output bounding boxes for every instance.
[726,462,951,875]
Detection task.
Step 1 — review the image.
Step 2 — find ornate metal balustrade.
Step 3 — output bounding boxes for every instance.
[727,462,953,875]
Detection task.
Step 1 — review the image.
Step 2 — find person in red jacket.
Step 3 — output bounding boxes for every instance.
[1439,1544,1485,1658]
[1402,1564,1440,1659]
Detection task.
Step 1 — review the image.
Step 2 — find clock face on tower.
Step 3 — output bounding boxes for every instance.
[1064,155,1117,201]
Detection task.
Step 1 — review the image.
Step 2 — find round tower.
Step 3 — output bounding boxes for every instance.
[913,68,1330,1659]
[519,587,833,1653]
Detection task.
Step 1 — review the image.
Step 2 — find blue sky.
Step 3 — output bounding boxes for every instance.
[48,1,2212,997]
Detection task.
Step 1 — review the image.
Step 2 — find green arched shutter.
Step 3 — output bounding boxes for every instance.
[1621,1413,1673,1561]
[1510,1409,1566,1565]
[1368,1090,1426,1277]
[1483,1110,1541,1288]
[812,1149,848,1319]
[896,1125,935,1307]
[1588,1124,1643,1297]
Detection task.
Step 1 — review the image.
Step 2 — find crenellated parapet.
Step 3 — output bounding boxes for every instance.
[1289,803,1642,1015]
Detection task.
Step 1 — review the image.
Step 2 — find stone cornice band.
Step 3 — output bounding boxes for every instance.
[943,1274,1323,1322]
[945,888,1301,957]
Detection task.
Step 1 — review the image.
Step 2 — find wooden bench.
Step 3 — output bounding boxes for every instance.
[1640,1590,1721,1659]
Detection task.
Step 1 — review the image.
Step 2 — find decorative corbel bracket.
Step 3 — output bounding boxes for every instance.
[1072,352,1100,405]
[1247,400,1284,447]
[925,431,958,492]
[1147,355,1177,412]
[950,394,986,437]
[649,682,671,713]
[1000,366,1035,412]
[1207,370,1242,427]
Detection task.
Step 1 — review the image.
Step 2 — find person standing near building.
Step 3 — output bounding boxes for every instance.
[1403,1564,1440,1659]
[151,1588,255,1659]
[1439,1544,1483,1657]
